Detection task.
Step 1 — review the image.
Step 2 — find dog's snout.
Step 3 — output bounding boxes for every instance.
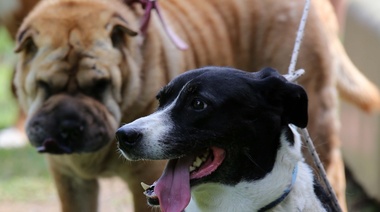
[59,120,84,139]
[116,127,142,148]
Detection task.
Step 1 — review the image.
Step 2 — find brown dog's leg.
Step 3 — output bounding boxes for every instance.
[326,148,347,212]
[49,161,99,212]
[304,92,347,211]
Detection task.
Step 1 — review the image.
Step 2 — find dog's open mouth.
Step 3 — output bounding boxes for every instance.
[141,146,226,212]
[37,138,73,154]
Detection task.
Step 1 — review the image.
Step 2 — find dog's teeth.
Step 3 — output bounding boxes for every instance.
[141,182,150,191]
[193,157,203,167]
[197,156,203,164]
[190,152,210,172]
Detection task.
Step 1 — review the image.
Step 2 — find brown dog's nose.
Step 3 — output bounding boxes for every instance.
[59,120,84,140]
[116,127,142,149]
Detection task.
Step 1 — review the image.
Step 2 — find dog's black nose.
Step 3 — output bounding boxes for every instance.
[59,120,84,140]
[116,127,142,148]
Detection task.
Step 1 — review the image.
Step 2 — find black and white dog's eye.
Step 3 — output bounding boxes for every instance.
[191,99,207,110]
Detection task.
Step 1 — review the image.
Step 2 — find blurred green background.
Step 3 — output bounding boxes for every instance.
[0,26,55,206]
[0,26,17,129]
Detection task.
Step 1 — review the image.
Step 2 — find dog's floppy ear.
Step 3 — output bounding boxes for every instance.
[107,14,138,47]
[281,80,308,128]
[256,67,308,128]
[14,27,37,54]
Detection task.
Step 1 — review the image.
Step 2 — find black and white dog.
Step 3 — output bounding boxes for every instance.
[116,67,333,212]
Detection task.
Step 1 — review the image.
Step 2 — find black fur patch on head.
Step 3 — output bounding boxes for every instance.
[156,66,308,185]
[156,68,207,109]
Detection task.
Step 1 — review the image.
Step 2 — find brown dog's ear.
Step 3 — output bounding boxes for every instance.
[106,14,138,48]
[107,14,138,36]
[14,27,38,54]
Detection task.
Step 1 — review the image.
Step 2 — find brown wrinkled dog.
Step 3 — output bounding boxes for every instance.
[14,0,380,211]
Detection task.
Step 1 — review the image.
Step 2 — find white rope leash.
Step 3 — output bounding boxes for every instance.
[300,129,342,211]
[284,0,342,211]
[287,0,310,75]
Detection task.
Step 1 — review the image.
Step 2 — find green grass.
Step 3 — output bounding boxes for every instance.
[0,146,54,202]
[0,27,18,129]
[0,27,51,202]
[0,64,18,129]
[0,27,14,53]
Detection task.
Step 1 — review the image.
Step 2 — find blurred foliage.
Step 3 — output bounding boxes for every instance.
[0,27,18,129]
[0,28,54,202]
[0,27,14,53]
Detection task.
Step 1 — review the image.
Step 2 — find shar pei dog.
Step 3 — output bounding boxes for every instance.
[13,0,380,211]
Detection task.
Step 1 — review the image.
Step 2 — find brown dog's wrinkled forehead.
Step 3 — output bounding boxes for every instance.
[16,0,138,51]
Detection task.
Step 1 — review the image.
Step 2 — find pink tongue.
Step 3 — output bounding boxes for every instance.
[155,156,194,212]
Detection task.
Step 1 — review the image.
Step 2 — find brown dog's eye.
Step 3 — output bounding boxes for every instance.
[81,79,109,100]
[38,80,52,98]
[191,98,207,111]
[93,79,110,96]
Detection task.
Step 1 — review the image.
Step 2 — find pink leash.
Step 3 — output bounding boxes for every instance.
[126,0,188,50]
